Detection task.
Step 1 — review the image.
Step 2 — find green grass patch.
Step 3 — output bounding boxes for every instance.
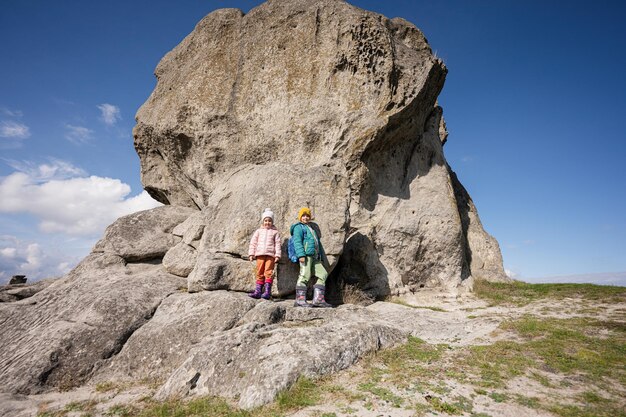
[134,397,248,417]
[448,315,625,393]
[369,336,449,387]
[463,340,535,388]
[547,402,626,417]
[474,280,626,306]
[379,336,447,365]
[321,384,365,403]
[357,382,403,407]
[425,396,462,415]
[502,316,625,384]
[514,394,541,409]
[274,376,321,411]
[488,392,508,403]
[451,395,473,412]
[104,404,138,416]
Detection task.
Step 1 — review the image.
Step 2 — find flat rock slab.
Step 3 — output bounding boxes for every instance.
[154,303,406,409]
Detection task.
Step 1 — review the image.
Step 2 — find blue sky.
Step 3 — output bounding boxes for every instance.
[1,0,625,285]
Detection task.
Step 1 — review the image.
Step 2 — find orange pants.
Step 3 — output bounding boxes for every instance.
[255,255,275,284]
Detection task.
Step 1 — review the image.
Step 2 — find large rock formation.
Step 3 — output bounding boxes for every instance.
[134,0,506,296]
[0,0,507,410]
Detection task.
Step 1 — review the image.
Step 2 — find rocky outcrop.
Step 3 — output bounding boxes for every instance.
[0,0,508,410]
[134,0,506,296]
[0,208,188,394]
[92,205,195,262]
[154,304,405,409]
[0,279,54,303]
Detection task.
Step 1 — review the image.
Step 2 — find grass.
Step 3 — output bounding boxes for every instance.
[36,377,325,417]
[474,280,626,306]
[357,382,403,407]
[425,396,462,415]
[275,377,321,410]
[134,397,248,417]
[501,316,626,384]
[344,313,624,416]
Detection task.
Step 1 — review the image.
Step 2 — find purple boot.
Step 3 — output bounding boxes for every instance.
[261,281,273,300]
[248,282,263,299]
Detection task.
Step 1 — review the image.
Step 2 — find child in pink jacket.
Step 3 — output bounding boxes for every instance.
[248,208,281,299]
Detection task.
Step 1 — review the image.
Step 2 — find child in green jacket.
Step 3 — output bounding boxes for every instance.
[290,207,331,308]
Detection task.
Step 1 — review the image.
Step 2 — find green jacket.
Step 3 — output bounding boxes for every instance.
[290,222,325,260]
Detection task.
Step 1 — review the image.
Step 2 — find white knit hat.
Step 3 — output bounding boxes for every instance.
[261,208,274,221]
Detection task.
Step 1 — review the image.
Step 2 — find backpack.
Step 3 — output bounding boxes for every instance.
[287,225,307,263]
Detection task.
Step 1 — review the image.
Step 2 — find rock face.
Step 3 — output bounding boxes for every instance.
[0,0,508,409]
[0,206,193,395]
[134,0,506,295]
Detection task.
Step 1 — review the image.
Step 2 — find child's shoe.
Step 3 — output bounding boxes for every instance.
[293,286,312,308]
[248,283,263,299]
[261,282,272,300]
[312,285,332,308]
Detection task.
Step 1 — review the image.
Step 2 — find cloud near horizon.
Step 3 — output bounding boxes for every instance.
[0,235,81,283]
[97,103,121,126]
[0,160,162,237]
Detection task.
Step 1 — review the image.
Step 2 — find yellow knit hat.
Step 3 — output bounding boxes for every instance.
[298,207,312,221]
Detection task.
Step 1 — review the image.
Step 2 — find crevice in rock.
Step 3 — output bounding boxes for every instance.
[37,349,61,387]
[215,251,245,259]
[447,166,473,281]
[124,257,164,265]
[187,372,201,391]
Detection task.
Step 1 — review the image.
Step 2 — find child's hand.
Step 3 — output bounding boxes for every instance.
[275,257,280,262]
[249,255,254,261]
[299,257,305,264]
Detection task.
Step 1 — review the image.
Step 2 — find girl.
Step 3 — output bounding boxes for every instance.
[248,208,281,299]
[290,207,331,308]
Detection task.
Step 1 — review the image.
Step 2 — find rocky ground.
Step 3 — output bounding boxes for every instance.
[4,281,624,417]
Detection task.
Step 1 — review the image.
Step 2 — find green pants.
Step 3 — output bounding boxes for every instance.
[296,256,328,287]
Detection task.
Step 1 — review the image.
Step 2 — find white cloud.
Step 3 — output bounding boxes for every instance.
[0,247,17,258]
[97,103,121,126]
[0,160,162,237]
[0,121,30,139]
[0,235,83,283]
[64,124,93,144]
[4,158,87,181]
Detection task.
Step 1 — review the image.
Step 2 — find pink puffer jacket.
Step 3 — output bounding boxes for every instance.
[248,226,282,258]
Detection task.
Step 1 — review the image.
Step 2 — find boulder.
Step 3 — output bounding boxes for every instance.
[93,206,195,262]
[0,279,54,303]
[162,242,198,277]
[154,304,406,409]
[133,0,507,295]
